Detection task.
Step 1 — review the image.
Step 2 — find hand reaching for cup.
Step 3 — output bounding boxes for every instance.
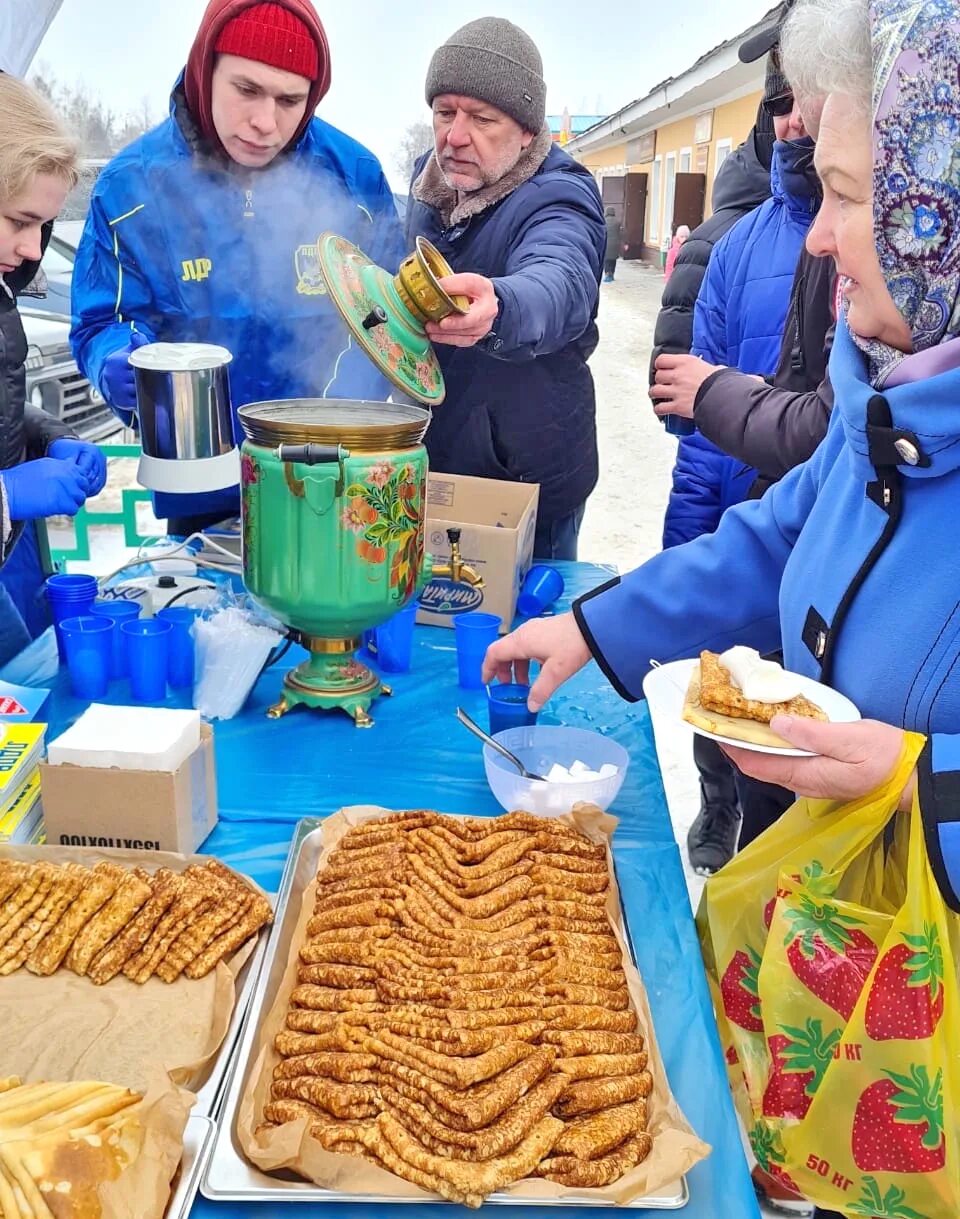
[482,612,593,711]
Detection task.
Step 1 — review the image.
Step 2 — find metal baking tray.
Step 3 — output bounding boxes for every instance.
[192,924,269,1117]
[167,1114,216,1219]
[202,817,689,1209]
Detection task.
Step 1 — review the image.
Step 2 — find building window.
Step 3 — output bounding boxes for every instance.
[714,138,733,181]
[649,156,662,244]
[679,147,692,175]
[663,152,677,247]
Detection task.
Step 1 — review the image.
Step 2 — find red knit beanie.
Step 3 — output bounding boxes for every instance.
[185,0,332,152]
[214,2,319,80]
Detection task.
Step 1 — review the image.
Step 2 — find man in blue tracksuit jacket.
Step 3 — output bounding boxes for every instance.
[70,0,403,534]
[403,18,605,560]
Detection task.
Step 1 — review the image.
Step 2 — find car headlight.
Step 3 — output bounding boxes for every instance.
[24,353,44,372]
[30,385,45,410]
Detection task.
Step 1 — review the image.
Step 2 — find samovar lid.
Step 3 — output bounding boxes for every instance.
[316,233,450,407]
[237,399,430,451]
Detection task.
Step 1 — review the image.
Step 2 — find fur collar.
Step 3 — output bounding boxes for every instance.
[412,125,553,227]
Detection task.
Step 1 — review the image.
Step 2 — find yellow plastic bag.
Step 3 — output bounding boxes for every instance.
[699,732,960,1217]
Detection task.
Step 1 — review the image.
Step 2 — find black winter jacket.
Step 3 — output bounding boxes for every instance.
[693,246,837,488]
[406,140,605,527]
[649,105,775,379]
[0,225,76,562]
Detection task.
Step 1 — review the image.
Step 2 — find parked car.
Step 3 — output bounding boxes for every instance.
[21,308,121,444]
[19,231,74,316]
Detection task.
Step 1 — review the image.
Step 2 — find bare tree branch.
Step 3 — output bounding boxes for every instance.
[395,119,434,185]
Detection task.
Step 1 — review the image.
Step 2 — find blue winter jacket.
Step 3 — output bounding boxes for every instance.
[404,141,605,527]
[576,319,960,908]
[71,83,404,523]
[663,140,820,550]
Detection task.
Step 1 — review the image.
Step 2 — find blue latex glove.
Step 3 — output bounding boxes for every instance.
[2,459,88,521]
[47,438,107,496]
[101,331,151,413]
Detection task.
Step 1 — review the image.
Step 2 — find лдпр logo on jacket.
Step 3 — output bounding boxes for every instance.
[295,244,328,296]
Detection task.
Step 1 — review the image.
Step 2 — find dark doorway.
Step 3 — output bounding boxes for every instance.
[672,172,706,234]
[622,173,648,260]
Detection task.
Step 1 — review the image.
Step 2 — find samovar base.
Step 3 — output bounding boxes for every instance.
[265,636,391,727]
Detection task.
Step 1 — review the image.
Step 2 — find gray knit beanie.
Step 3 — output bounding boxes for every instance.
[425,18,546,133]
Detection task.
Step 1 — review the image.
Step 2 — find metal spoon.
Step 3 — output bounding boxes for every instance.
[455,707,548,782]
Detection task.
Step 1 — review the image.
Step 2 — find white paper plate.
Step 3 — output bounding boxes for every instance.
[642,657,861,757]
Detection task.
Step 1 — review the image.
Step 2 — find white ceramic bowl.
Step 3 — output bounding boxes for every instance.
[482,725,630,816]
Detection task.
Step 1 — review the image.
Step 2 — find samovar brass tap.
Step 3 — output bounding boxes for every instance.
[432,528,484,588]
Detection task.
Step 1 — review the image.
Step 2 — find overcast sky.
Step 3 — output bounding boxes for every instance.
[36,0,776,189]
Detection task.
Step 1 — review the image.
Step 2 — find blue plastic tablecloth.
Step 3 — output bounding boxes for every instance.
[41,561,759,1219]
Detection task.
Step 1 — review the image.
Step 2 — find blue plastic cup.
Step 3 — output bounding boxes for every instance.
[487,682,538,735]
[45,574,98,661]
[59,614,112,700]
[367,603,418,674]
[121,618,172,702]
[157,606,199,689]
[454,612,502,689]
[663,414,696,437]
[90,599,142,679]
[517,565,565,618]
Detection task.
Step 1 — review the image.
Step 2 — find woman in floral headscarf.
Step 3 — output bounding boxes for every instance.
[484,0,960,1102]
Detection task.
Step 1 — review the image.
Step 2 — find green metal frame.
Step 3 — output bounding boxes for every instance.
[46,444,154,568]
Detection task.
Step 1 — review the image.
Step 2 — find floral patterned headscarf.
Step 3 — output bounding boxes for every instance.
[857,0,960,386]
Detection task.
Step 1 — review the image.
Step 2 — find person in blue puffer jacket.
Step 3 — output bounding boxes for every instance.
[662,116,821,550]
[662,75,823,881]
[70,0,404,535]
[484,0,960,936]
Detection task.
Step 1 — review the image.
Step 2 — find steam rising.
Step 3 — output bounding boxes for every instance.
[150,152,406,412]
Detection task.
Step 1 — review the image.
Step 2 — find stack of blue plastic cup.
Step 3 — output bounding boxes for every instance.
[454,612,502,689]
[90,599,142,679]
[157,606,199,689]
[121,618,172,702]
[487,682,538,734]
[366,603,418,674]
[59,615,112,700]
[45,574,98,661]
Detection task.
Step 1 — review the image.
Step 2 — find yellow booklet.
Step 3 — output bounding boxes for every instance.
[0,723,45,802]
[0,771,40,839]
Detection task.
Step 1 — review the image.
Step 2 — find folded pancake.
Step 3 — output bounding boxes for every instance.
[683,650,827,748]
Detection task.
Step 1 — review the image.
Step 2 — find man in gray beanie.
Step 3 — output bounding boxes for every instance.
[404,17,607,560]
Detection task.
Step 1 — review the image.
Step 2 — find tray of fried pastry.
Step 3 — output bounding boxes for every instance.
[0,846,272,1118]
[203,808,707,1208]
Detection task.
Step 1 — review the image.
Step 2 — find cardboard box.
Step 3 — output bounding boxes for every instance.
[39,723,218,854]
[417,472,539,632]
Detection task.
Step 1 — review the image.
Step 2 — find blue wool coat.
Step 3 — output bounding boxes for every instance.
[576,319,960,909]
[663,140,820,549]
[71,82,404,523]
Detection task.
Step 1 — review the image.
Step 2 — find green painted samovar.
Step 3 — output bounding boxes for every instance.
[238,399,480,727]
